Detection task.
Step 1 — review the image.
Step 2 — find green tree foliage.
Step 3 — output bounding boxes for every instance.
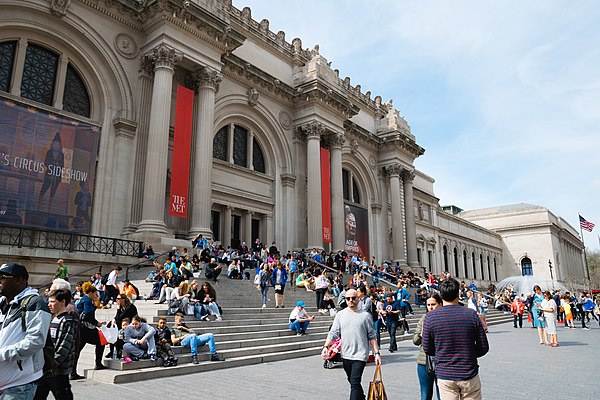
[587,249,600,289]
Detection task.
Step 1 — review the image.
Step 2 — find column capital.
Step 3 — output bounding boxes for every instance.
[384,163,402,178]
[145,44,182,71]
[325,132,345,149]
[193,66,223,92]
[371,203,382,214]
[301,121,325,140]
[402,168,416,183]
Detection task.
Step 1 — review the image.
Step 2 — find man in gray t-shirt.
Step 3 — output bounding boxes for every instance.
[322,288,381,400]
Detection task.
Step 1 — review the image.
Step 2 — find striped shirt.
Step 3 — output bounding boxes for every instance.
[422,304,489,381]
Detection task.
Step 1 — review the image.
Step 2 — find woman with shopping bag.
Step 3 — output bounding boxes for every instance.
[75,282,107,370]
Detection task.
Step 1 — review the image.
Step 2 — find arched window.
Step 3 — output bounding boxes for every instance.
[213,124,267,173]
[443,245,448,272]
[342,168,361,204]
[463,249,468,279]
[0,41,91,117]
[521,257,533,276]
[453,247,459,277]
[472,252,477,279]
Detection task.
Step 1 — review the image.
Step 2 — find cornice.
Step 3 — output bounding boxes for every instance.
[343,120,381,149]
[295,80,360,119]
[379,133,425,158]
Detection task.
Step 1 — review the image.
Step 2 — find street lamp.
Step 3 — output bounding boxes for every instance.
[548,260,553,281]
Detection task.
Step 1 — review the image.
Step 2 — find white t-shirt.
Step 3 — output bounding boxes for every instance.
[289,307,308,322]
[107,270,118,287]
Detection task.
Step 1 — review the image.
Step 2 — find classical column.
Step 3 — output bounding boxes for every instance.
[264,214,274,244]
[402,169,419,269]
[305,122,324,249]
[243,210,252,246]
[223,206,232,248]
[329,133,345,252]
[281,173,297,251]
[189,66,222,238]
[137,44,181,234]
[112,117,137,234]
[387,164,406,264]
[371,203,382,263]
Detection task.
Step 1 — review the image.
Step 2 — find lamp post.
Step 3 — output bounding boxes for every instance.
[548,260,553,281]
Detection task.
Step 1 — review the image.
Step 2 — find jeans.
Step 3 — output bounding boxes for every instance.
[342,358,367,400]
[0,383,37,400]
[33,374,73,400]
[206,302,220,317]
[387,319,398,351]
[181,333,217,355]
[260,285,269,305]
[289,319,309,334]
[374,319,382,347]
[417,363,440,400]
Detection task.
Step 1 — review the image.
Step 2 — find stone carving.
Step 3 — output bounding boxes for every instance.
[374,95,382,108]
[402,168,415,183]
[369,155,376,170]
[247,88,259,106]
[275,31,285,46]
[385,163,402,177]
[147,44,182,71]
[310,44,320,58]
[241,7,251,24]
[278,111,292,130]
[50,0,70,17]
[114,33,139,59]
[259,19,269,34]
[329,133,345,148]
[193,66,223,91]
[292,38,302,53]
[139,56,154,77]
[302,121,324,139]
[350,139,359,154]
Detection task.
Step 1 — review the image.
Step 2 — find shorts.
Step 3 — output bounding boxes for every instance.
[565,313,573,321]
[275,284,285,295]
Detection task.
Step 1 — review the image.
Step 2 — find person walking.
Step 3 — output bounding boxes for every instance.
[380,293,401,353]
[0,262,52,399]
[422,278,489,400]
[321,288,381,400]
[413,293,443,400]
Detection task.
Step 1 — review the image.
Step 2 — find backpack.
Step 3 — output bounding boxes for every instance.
[20,295,58,373]
[101,272,110,285]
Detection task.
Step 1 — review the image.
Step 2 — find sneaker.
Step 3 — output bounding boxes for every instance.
[70,374,85,380]
[130,356,139,362]
[583,327,590,330]
[162,359,171,367]
[210,354,225,362]
[200,315,209,321]
[192,355,200,364]
[171,358,178,366]
[262,304,267,309]
[150,354,158,361]
[94,364,108,371]
[216,316,222,321]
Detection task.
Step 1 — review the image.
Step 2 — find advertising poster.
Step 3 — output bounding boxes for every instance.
[0,97,100,233]
[344,202,369,259]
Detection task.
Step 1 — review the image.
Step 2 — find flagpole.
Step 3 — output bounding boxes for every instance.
[579,213,591,285]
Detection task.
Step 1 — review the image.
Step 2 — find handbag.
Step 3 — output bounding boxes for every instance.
[98,324,119,344]
[367,365,387,400]
[425,354,436,375]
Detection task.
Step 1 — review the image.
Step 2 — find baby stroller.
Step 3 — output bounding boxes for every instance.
[323,338,342,369]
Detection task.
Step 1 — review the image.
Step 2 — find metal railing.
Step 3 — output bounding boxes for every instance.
[0,223,143,257]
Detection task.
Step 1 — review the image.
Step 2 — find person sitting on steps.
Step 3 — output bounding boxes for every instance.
[171,313,224,364]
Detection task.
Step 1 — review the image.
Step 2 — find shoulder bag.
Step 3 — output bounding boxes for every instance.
[367,365,388,400]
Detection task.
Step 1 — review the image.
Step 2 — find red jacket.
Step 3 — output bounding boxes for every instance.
[510,299,525,315]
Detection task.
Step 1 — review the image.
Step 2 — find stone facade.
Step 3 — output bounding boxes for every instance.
[0,0,512,285]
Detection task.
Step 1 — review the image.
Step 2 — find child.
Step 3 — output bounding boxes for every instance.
[155,317,178,367]
[562,295,575,329]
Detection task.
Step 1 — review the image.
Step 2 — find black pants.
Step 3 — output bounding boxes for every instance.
[387,319,398,351]
[34,374,73,400]
[513,314,523,328]
[104,285,119,305]
[342,358,367,400]
[78,326,105,367]
[316,288,326,310]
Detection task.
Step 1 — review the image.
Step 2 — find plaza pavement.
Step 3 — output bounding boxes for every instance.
[67,321,599,400]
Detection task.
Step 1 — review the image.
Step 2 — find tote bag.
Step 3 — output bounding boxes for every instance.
[367,365,387,400]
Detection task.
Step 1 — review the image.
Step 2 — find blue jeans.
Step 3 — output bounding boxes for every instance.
[373,319,382,347]
[289,319,309,333]
[1,382,37,400]
[260,285,269,305]
[342,359,367,400]
[417,363,440,400]
[196,333,217,355]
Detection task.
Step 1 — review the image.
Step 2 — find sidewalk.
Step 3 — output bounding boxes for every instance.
[67,322,599,399]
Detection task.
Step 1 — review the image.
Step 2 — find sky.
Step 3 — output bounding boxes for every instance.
[234,0,600,251]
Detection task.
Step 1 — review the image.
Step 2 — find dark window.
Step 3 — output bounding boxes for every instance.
[487,256,491,281]
[63,64,90,117]
[493,258,497,281]
[342,169,350,201]
[21,44,58,105]
[463,250,468,279]
[211,210,221,241]
[233,125,248,167]
[252,138,266,173]
[0,41,16,92]
[352,177,360,204]
[521,257,533,276]
[417,248,421,266]
[472,252,476,279]
[480,255,484,279]
[454,247,459,277]
[428,250,433,272]
[213,126,228,161]
[443,245,448,272]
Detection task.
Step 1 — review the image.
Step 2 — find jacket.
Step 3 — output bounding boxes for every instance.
[0,288,51,391]
[47,312,78,376]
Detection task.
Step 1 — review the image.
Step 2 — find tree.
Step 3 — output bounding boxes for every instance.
[587,249,600,289]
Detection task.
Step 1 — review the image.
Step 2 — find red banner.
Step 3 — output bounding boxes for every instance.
[320,147,332,243]
[169,85,194,217]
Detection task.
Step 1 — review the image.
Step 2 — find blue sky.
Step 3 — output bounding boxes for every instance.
[235,1,600,250]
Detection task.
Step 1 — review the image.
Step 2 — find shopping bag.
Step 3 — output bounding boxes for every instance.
[367,365,387,400]
[98,324,119,344]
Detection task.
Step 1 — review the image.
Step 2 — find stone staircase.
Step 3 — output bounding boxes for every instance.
[80,269,513,383]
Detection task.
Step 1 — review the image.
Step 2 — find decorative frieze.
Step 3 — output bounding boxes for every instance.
[50,0,71,17]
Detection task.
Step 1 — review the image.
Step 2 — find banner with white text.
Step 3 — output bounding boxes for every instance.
[0,97,100,233]
[344,203,369,260]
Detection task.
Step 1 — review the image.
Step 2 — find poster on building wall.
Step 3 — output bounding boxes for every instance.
[344,202,369,260]
[0,97,100,233]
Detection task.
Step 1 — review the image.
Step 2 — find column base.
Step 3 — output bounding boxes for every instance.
[136,219,168,234]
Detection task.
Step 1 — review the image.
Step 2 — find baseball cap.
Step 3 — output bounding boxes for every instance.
[0,262,29,280]
[296,301,305,307]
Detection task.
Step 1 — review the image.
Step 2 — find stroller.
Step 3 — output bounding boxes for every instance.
[323,338,342,369]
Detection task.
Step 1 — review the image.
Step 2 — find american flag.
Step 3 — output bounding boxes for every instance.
[579,214,595,232]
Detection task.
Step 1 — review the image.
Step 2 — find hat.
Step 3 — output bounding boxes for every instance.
[0,262,29,280]
[296,301,305,308]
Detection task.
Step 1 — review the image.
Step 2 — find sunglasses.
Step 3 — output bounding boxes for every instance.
[345,296,357,301]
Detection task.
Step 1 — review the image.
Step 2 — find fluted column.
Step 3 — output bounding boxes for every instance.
[402,169,419,269]
[189,66,222,238]
[329,133,345,252]
[243,210,252,245]
[387,164,406,264]
[305,122,324,249]
[223,206,232,247]
[137,45,181,234]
